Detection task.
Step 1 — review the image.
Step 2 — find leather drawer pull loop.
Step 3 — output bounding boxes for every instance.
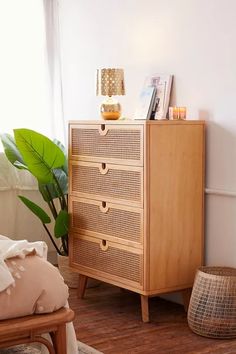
[99,124,108,136]
[99,201,109,213]
[99,163,109,175]
[100,239,109,251]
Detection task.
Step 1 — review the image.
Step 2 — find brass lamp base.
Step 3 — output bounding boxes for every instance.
[100,97,121,120]
[101,110,121,120]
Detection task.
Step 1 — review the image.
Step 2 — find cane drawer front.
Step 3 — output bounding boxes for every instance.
[70,161,143,207]
[70,197,143,246]
[70,124,143,166]
[71,234,143,287]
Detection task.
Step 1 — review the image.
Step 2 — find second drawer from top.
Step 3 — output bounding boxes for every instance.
[69,161,143,207]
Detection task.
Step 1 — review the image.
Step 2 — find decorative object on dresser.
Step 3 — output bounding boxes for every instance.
[96,68,125,120]
[142,74,173,119]
[134,86,157,120]
[68,120,205,322]
[169,106,187,120]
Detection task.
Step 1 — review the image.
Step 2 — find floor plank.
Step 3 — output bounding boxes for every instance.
[69,283,236,354]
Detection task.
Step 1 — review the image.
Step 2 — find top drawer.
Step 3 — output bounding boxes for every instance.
[69,124,143,166]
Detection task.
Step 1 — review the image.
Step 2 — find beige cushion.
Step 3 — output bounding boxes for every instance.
[0,255,69,320]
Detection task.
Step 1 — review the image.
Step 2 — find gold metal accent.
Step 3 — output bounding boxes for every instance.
[96,68,125,96]
[96,68,125,120]
[100,98,121,120]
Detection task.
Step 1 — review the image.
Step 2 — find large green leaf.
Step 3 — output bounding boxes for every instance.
[0,133,28,170]
[39,168,68,203]
[14,129,65,183]
[53,168,68,195]
[18,195,51,224]
[54,210,69,238]
[53,139,68,175]
[39,182,58,203]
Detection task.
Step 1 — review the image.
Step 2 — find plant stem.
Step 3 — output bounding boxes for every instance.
[48,199,57,220]
[45,185,58,220]
[50,198,58,218]
[42,224,62,255]
[52,172,67,210]
[61,235,68,255]
[58,196,63,210]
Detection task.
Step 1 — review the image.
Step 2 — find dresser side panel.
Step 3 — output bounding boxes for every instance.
[148,123,205,291]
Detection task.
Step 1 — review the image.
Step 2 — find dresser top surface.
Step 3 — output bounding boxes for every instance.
[69,119,205,126]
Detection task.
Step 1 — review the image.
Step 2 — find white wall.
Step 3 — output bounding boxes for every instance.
[59,0,236,267]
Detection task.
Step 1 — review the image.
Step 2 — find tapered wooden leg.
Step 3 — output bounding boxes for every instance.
[140,295,149,322]
[77,274,88,299]
[54,324,66,354]
[181,288,192,312]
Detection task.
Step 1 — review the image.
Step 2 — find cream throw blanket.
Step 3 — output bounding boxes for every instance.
[0,234,47,291]
[0,235,77,354]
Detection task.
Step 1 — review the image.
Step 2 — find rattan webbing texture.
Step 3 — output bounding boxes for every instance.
[71,165,142,203]
[188,267,236,338]
[72,200,142,243]
[71,128,141,162]
[72,238,143,285]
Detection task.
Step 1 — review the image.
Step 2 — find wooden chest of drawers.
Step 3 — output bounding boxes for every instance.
[68,120,205,322]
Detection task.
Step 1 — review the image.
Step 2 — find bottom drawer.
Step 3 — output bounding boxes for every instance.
[71,234,143,286]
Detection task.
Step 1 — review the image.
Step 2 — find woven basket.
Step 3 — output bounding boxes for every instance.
[57,254,79,289]
[188,266,236,339]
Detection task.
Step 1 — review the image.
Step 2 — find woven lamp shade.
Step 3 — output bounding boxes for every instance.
[188,266,236,339]
[97,68,125,96]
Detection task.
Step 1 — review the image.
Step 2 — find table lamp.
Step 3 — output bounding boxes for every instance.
[96,68,125,120]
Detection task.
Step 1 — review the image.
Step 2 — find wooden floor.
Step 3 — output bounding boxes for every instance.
[69,283,236,354]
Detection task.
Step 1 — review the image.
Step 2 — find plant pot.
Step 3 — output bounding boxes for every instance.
[57,254,79,289]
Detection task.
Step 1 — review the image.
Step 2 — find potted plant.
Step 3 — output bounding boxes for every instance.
[1,128,78,287]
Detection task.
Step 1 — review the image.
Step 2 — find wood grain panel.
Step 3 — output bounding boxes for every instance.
[148,123,205,291]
